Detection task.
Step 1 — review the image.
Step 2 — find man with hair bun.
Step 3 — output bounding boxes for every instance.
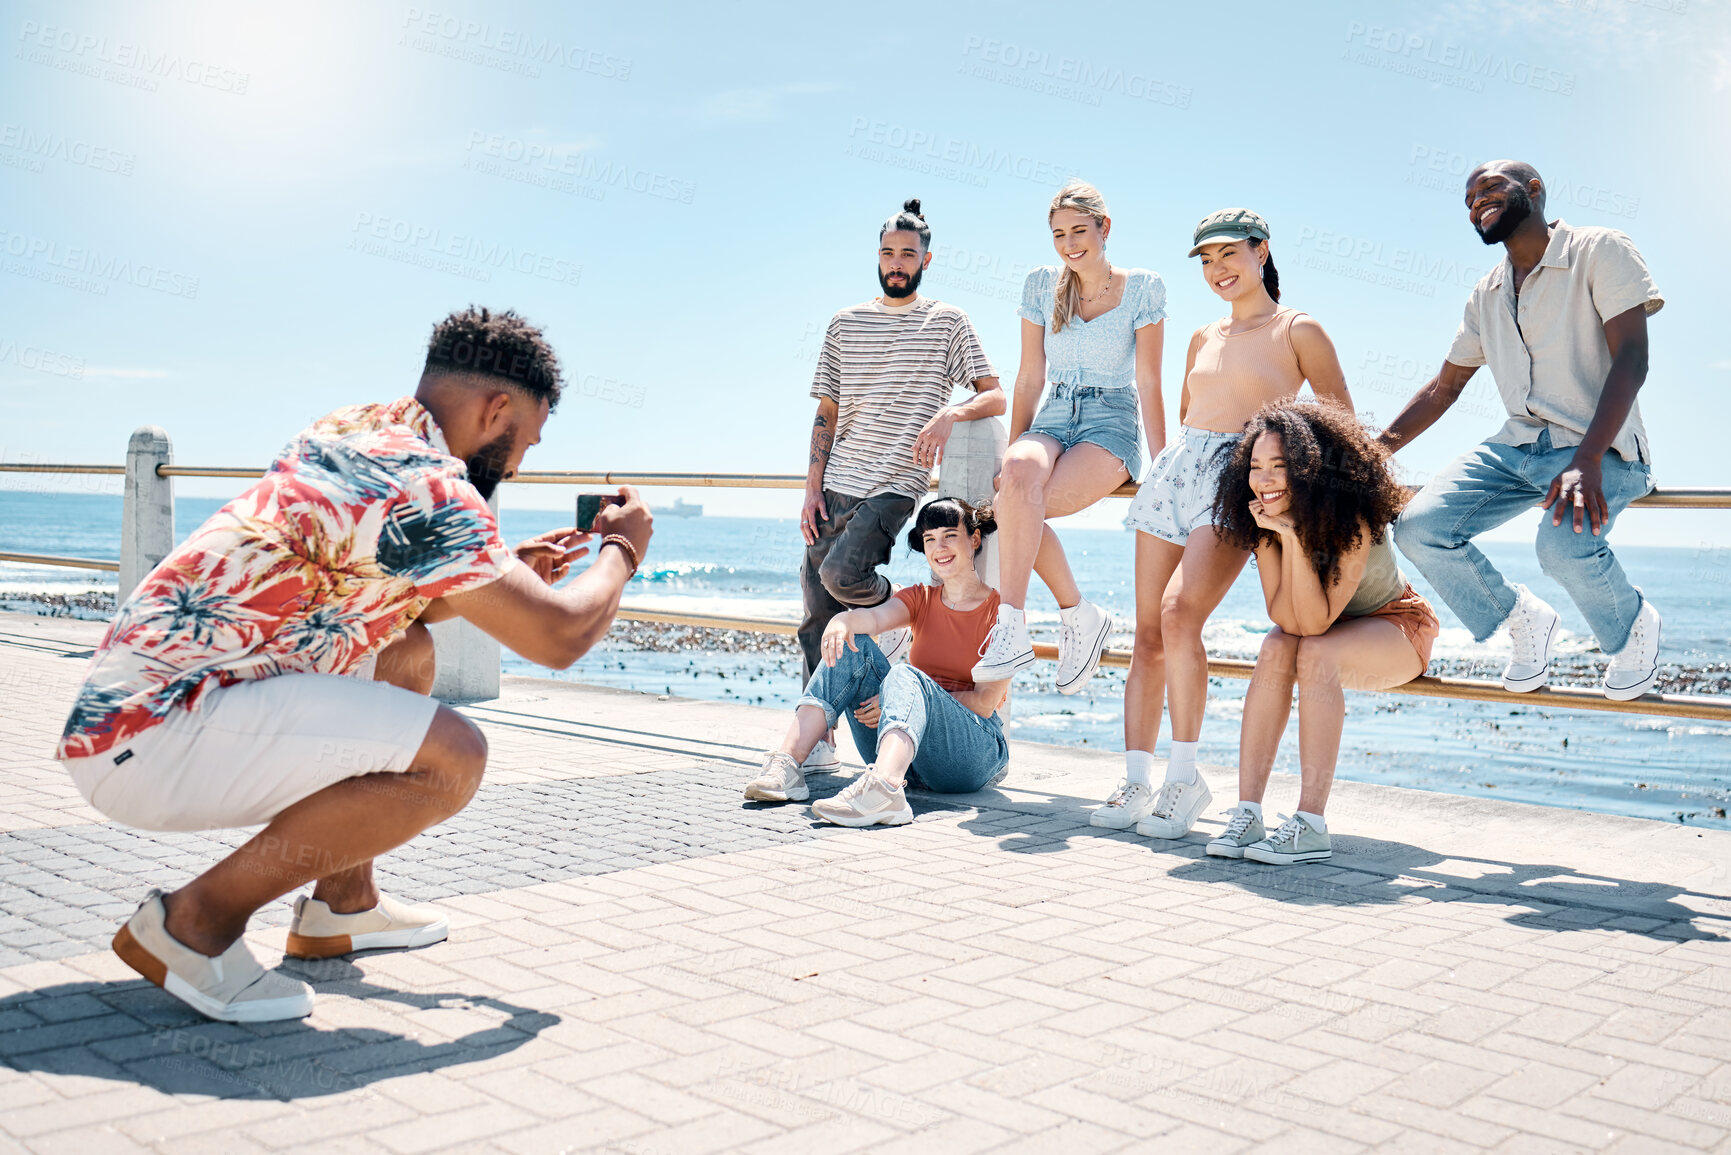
[1382,159,1665,702]
[796,197,1005,771]
[55,305,652,1022]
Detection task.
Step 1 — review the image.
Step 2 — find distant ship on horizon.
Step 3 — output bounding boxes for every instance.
[652,497,702,518]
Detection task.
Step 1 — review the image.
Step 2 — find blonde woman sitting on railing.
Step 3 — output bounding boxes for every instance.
[745,498,1012,826]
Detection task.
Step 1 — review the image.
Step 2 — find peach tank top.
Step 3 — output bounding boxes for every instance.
[1183,307,1307,434]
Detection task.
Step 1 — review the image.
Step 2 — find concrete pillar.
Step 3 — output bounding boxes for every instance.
[429,491,504,704]
[120,427,175,599]
[936,416,1007,589]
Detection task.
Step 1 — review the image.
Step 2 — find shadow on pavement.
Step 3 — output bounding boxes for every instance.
[0,960,557,1099]
[950,805,1728,942]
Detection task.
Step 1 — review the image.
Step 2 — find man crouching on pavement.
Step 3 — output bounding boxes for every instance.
[54,305,652,1022]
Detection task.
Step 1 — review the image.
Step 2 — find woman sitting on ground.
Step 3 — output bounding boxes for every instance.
[1205,401,1439,864]
[743,498,1012,826]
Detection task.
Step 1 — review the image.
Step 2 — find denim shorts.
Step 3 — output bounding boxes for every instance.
[1021,383,1142,478]
[1123,426,1241,546]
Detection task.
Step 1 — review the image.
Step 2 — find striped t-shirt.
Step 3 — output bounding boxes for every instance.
[810,297,995,500]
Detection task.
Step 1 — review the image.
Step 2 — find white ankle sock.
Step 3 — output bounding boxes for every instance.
[1237,800,1263,820]
[1164,741,1198,784]
[1296,810,1327,833]
[1125,750,1155,787]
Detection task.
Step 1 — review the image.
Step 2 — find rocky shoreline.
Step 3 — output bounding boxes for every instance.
[8,592,1730,696]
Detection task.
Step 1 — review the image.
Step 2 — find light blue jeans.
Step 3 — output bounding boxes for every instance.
[1393,430,1653,650]
[797,637,1009,793]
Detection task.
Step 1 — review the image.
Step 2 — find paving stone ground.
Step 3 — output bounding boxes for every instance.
[2,610,1730,1154]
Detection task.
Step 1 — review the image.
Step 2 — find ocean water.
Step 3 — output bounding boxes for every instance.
[4,489,1729,828]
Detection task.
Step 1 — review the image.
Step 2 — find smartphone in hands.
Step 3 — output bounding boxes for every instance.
[576,493,627,534]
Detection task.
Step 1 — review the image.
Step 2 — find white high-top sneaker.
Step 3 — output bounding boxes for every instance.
[1056,599,1112,696]
[971,606,1036,682]
[877,627,913,665]
[1501,585,1560,693]
[1603,598,1662,701]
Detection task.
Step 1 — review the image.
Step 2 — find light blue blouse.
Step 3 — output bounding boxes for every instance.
[1017,265,1167,391]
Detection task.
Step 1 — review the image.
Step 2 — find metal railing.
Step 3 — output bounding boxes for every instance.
[5,451,1730,720]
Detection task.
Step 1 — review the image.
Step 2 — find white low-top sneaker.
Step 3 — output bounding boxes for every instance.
[1056,600,1112,696]
[743,752,808,802]
[286,894,448,959]
[1603,598,1662,701]
[971,614,1036,682]
[1088,780,1157,829]
[1205,806,1266,859]
[1243,813,1333,864]
[1134,776,1213,840]
[811,772,914,827]
[113,890,313,1023]
[1502,585,1559,692]
[877,627,913,665]
[802,739,841,772]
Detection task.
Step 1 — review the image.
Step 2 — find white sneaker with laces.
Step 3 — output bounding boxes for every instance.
[802,740,841,772]
[971,612,1035,682]
[1502,585,1559,692]
[1088,780,1157,829]
[1603,597,1662,701]
[1056,599,1112,696]
[743,752,808,802]
[1205,806,1267,859]
[1134,775,1213,840]
[877,627,913,665]
[1242,813,1332,864]
[810,771,914,827]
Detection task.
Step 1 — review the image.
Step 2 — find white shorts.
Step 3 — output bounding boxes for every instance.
[1123,426,1241,545]
[63,673,441,832]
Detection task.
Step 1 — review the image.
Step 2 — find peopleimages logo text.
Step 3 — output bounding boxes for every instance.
[400,9,630,79]
[846,119,1073,186]
[1344,22,1575,94]
[959,36,1193,108]
[0,229,199,298]
[349,213,582,286]
[15,20,250,94]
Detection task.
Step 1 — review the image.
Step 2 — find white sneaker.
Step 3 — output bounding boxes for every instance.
[802,739,841,772]
[877,627,912,665]
[1603,597,1662,701]
[1088,780,1157,829]
[743,752,807,802]
[810,771,914,827]
[286,894,448,959]
[113,891,313,1023]
[1135,775,1213,840]
[1242,813,1333,864]
[1502,585,1559,692]
[1205,806,1266,859]
[971,611,1035,682]
[1056,599,1111,696]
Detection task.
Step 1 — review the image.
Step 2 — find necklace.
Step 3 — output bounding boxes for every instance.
[1079,267,1115,304]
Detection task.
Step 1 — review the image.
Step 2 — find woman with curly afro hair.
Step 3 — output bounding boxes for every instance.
[1204,401,1440,865]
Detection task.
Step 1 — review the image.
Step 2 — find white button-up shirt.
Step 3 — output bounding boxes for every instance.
[1446,219,1663,464]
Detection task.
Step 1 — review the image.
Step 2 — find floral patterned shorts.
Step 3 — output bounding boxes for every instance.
[1123,426,1241,545]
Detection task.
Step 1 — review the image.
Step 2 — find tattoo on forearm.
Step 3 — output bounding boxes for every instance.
[809,415,834,469]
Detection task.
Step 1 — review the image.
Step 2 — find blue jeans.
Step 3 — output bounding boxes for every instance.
[796,637,1009,793]
[1393,430,1653,650]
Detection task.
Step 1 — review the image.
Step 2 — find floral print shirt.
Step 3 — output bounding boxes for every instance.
[57,397,514,760]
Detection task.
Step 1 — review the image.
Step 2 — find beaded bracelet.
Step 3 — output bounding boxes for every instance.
[600,534,640,578]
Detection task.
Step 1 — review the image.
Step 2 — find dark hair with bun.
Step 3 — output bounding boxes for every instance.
[905,497,996,556]
[880,197,931,250]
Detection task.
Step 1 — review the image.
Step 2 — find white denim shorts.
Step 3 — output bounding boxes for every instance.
[62,673,440,832]
[1123,426,1241,545]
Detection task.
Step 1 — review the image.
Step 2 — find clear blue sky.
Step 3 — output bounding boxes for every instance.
[3,0,1728,545]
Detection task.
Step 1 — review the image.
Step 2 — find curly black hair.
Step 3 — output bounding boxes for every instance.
[1210,401,1408,589]
[905,497,996,556]
[424,306,563,410]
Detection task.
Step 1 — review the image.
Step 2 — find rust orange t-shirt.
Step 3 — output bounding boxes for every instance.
[892,583,1001,693]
